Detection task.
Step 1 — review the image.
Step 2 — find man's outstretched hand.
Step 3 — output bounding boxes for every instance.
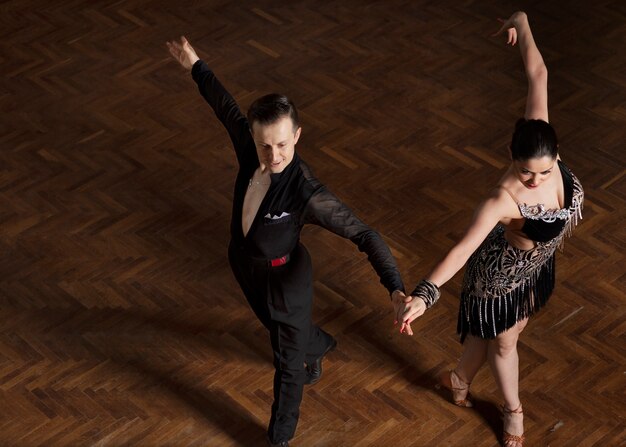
[166,36,200,70]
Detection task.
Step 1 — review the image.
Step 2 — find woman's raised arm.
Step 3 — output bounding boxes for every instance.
[493,12,549,122]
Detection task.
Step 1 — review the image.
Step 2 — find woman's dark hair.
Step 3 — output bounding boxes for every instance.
[510,118,558,161]
[247,93,299,130]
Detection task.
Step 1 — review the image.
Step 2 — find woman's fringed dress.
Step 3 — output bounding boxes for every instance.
[458,161,584,342]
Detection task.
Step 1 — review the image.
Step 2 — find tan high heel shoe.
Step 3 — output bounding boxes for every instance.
[439,370,473,407]
[502,403,525,446]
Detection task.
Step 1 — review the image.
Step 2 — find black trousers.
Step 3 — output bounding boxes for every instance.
[229,241,334,443]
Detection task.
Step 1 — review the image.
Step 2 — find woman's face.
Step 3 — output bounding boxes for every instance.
[513,156,556,189]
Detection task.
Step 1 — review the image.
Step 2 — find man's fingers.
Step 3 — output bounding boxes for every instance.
[181,36,193,52]
[401,320,413,336]
[400,321,410,335]
[167,43,180,60]
[397,310,405,324]
[168,41,181,55]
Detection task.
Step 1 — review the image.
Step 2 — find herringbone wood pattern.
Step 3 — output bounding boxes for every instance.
[1,0,624,446]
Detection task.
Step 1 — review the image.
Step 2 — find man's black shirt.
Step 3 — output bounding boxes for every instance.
[192,60,404,294]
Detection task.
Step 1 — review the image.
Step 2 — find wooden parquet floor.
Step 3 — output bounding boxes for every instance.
[1,0,624,445]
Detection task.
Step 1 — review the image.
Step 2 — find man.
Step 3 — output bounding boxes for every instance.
[167,36,407,447]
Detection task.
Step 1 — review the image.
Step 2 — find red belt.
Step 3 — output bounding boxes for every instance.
[270,254,290,267]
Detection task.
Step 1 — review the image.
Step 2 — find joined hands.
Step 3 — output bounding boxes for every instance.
[391,291,427,336]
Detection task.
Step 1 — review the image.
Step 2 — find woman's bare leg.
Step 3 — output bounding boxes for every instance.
[488,318,528,446]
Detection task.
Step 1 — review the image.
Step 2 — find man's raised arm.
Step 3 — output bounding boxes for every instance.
[167,36,255,165]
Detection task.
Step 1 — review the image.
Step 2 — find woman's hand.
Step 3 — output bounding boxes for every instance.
[399,296,427,336]
[492,11,527,46]
[166,36,200,70]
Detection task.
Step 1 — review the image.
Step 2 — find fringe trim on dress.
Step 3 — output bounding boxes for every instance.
[458,254,555,342]
[457,167,583,342]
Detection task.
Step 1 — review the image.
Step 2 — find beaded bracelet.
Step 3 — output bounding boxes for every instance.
[410,279,441,309]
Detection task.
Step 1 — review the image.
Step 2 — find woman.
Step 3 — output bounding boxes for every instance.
[399,12,584,446]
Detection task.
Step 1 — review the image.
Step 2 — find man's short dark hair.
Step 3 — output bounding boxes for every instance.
[247,93,299,130]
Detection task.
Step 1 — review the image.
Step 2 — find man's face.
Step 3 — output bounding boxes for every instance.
[251,116,301,174]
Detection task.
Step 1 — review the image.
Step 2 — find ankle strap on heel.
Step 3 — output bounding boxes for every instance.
[502,403,523,414]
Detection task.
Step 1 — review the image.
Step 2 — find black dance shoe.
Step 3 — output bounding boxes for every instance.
[267,437,289,447]
[305,338,337,385]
